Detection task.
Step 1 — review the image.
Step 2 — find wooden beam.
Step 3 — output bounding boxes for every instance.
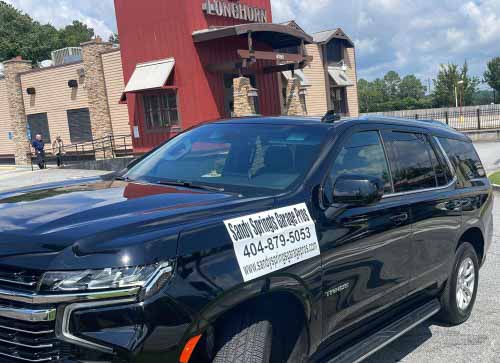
[263,62,307,74]
[237,49,313,63]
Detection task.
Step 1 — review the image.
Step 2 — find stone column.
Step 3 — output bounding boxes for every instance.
[233,77,257,117]
[3,57,32,166]
[81,38,114,158]
[284,77,306,116]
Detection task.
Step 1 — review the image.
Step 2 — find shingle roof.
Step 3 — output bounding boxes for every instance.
[312,28,354,46]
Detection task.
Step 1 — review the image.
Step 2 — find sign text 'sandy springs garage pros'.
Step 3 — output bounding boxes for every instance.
[224,203,320,282]
[202,0,268,23]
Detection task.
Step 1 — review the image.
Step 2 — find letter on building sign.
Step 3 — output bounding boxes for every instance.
[223,2,232,17]
[215,1,224,16]
[231,3,239,19]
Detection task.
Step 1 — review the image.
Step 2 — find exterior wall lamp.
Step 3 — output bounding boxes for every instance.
[68,80,78,88]
[26,87,36,95]
[247,87,259,98]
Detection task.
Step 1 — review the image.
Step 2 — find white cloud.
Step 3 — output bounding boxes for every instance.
[356,38,378,55]
[5,0,500,83]
[4,0,116,39]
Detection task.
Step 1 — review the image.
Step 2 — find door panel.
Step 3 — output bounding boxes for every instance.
[406,191,461,290]
[319,199,411,336]
[380,130,462,292]
[319,129,412,339]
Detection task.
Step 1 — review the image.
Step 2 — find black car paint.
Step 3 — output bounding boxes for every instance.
[0,117,492,362]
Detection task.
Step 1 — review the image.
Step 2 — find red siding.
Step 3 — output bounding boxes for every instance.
[114,0,279,153]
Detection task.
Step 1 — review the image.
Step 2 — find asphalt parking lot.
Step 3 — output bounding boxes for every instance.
[366,190,500,363]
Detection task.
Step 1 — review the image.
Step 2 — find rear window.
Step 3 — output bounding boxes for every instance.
[382,131,438,193]
[438,138,485,187]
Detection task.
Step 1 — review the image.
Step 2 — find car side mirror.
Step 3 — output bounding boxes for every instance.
[333,174,384,206]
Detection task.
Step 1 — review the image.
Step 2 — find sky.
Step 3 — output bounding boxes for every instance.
[4,0,500,85]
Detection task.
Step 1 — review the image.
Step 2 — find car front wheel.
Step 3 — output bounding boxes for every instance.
[213,311,272,363]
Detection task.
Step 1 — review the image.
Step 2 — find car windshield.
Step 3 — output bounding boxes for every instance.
[125,123,327,196]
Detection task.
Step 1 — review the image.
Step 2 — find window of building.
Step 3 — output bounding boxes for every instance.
[27,113,51,143]
[325,131,393,202]
[143,91,179,130]
[382,131,438,193]
[330,87,347,115]
[326,40,344,65]
[438,137,486,187]
[67,108,92,143]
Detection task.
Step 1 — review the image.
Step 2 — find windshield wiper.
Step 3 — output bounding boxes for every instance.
[156,180,225,192]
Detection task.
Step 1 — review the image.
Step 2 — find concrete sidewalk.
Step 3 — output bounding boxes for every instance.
[0,168,109,193]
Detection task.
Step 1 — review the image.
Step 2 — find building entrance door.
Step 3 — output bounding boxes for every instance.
[223,74,259,118]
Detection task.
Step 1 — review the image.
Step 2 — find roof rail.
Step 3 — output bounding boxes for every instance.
[359,115,453,129]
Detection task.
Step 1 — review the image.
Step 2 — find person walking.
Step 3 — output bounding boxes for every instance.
[52,136,65,168]
[32,134,46,169]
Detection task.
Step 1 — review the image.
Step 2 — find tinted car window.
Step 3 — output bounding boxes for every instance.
[325,131,392,202]
[428,138,453,187]
[126,124,326,196]
[438,137,486,187]
[382,131,437,193]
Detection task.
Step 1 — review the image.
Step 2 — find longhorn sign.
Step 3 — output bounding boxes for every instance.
[202,0,268,23]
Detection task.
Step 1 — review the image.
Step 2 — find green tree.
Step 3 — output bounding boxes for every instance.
[108,32,119,44]
[58,20,94,48]
[399,75,426,99]
[0,2,95,63]
[484,57,500,94]
[433,62,479,107]
[383,71,401,100]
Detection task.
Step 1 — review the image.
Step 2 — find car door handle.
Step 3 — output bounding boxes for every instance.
[390,213,409,225]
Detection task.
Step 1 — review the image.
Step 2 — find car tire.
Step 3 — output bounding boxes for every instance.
[213,312,272,363]
[438,242,479,325]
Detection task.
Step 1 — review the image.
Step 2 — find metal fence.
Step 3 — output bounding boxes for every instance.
[362,104,500,131]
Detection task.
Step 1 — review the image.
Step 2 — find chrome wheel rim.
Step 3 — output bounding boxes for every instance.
[456,257,475,311]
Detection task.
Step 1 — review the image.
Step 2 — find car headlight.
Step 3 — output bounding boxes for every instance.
[39,262,173,297]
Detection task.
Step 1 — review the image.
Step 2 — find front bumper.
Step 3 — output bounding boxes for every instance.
[0,286,190,362]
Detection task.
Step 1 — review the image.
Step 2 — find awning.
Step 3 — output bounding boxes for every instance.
[193,23,313,49]
[124,58,175,93]
[282,69,311,87]
[328,67,354,87]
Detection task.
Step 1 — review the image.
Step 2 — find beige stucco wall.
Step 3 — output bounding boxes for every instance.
[345,47,359,117]
[21,63,89,144]
[302,44,329,117]
[0,78,16,156]
[101,50,131,141]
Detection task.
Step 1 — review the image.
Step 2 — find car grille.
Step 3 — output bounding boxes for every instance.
[0,268,138,362]
[0,315,62,362]
[0,271,68,362]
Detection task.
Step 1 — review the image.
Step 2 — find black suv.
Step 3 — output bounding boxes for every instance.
[0,117,492,363]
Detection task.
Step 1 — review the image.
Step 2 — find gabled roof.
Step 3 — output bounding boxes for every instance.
[279,20,307,34]
[312,28,354,47]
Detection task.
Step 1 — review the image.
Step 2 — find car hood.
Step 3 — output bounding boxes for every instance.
[0,179,258,271]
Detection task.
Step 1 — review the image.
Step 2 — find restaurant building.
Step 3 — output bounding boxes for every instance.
[0,0,359,165]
